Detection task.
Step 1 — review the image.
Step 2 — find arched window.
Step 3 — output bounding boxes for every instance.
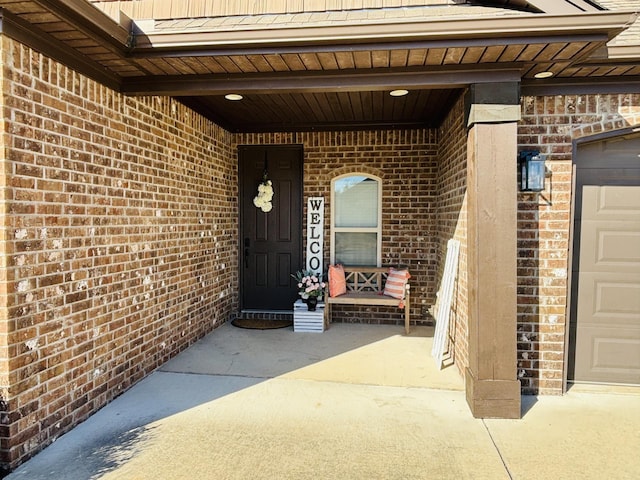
[330,174,382,266]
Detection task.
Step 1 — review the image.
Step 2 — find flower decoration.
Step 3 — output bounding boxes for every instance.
[253,173,274,213]
[291,270,326,299]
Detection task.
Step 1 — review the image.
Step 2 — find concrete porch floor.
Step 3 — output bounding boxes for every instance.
[7,322,640,479]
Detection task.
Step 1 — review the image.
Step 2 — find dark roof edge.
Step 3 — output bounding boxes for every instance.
[122,65,523,96]
[0,9,121,90]
[40,0,132,49]
[522,76,640,95]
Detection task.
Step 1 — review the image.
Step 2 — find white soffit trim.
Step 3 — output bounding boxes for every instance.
[467,104,522,126]
[131,12,637,50]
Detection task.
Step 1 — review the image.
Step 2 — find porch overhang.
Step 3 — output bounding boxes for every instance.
[120,65,525,96]
[120,8,635,131]
[0,0,638,131]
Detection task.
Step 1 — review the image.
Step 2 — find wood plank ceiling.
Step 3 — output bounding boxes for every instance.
[0,0,638,132]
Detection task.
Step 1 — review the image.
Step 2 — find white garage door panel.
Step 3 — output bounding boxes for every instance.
[579,222,640,273]
[581,185,640,221]
[577,273,640,325]
[575,328,640,383]
[592,337,640,371]
[573,153,640,385]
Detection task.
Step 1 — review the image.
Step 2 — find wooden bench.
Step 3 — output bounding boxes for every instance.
[324,266,411,334]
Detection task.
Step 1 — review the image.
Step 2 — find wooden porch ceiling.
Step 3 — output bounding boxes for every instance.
[0,0,638,132]
[180,88,464,132]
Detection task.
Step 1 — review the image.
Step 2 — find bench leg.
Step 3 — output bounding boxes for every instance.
[404,287,411,335]
[404,304,410,335]
[324,302,330,330]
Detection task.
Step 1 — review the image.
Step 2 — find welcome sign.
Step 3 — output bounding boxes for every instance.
[306,197,324,276]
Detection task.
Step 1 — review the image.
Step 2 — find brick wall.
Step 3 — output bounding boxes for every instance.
[3,29,638,473]
[0,38,238,470]
[434,95,469,376]
[235,130,441,325]
[518,93,640,394]
[233,98,483,384]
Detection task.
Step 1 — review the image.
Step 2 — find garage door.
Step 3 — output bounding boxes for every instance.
[570,134,640,385]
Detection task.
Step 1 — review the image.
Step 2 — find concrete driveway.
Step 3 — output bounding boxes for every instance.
[7,323,640,479]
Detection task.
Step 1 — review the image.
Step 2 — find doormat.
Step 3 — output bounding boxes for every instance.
[231,318,293,330]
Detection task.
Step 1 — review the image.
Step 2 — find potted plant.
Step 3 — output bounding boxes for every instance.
[292,270,325,311]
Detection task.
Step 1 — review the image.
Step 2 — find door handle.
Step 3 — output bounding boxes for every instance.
[244,238,250,268]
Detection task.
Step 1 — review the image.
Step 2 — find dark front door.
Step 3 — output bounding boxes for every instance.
[239,145,303,310]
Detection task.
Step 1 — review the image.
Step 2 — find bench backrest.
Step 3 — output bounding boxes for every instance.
[342,267,393,293]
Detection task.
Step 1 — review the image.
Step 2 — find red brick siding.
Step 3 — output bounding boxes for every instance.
[435,95,469,377]
[518,93,640,394]
[3,31,638,472]
[235,131,441,325]
[0,39,238,469]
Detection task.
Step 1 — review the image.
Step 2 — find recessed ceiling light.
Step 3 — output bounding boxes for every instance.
[225,93,243,101]
[389,89,409,97]
[534,71,554,79]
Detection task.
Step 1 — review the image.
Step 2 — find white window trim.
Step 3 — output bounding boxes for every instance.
[330,173,382,267]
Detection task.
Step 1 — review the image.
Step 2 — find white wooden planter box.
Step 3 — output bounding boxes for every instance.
[293,299,325,332]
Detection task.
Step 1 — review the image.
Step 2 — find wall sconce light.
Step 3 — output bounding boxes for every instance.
[519,150,547,192]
